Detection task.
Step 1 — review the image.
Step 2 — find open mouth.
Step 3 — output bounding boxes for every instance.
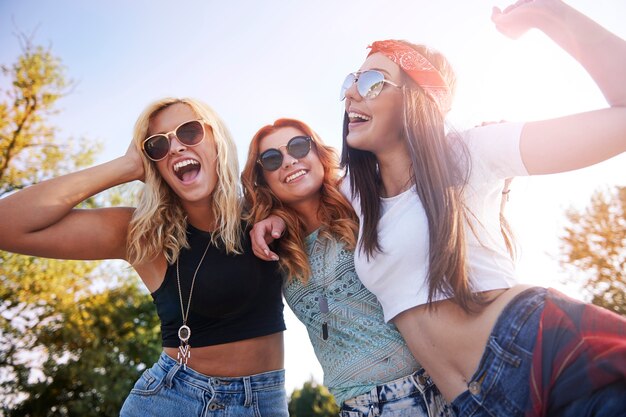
[348,111,371,124]
[173,159,201,183]
[285,169,307,183]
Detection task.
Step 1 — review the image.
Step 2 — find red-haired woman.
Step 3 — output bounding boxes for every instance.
[242,118,452,417]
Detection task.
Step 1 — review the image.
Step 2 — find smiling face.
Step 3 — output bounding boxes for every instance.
[258,126,324,209]
[148,102,218,206]
[344,53,405,156]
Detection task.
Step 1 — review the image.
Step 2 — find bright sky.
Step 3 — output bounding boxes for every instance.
[1,0,625,396]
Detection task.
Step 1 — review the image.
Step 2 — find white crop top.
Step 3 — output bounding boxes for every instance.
[345,122,529,322]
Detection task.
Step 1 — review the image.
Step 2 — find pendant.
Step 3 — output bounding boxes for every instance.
[178,324,191,342]
[177,324,191,369]
[319,295,329,340]
[177,343,191,370]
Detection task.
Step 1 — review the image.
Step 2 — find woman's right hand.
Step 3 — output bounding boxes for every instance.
[123,140,146,183]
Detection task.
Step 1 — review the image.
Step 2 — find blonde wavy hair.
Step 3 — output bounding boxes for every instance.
[127,97,242,266]
[241,119,358,284]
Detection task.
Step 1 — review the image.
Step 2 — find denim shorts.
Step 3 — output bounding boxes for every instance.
[339,368,453,417]
[450,287,546,417]
[120,352,288,417]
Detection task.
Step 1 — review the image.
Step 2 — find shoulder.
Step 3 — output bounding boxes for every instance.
[452,122,529,179]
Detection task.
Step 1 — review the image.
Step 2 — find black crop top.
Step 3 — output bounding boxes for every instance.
[151,223,285,347]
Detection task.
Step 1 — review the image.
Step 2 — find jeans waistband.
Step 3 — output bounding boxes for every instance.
[489,286,547,352]
[157,351,285,392]
[342,368,432,407]
[451,286,547,417]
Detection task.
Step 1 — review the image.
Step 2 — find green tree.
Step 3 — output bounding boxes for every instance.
[0,35,160,415]
[560,186,626,316]
[288,379,339,417]
[0,33,96,196]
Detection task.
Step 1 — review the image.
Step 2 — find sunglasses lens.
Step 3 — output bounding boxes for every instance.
[287,136,311,159]
[340,73,356,100]
[144,135,170,161]
[259,149,283,171]
[358,70,385,99]
[176,120,204,146]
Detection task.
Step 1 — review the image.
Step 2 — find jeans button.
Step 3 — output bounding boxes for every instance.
[208,403,223,411]
[469,381,481,395]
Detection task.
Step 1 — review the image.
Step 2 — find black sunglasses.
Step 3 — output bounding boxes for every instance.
[257,136,313,171]
[142,119,206,162]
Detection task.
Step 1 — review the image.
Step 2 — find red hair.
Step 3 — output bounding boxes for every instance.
[242,119,358,283]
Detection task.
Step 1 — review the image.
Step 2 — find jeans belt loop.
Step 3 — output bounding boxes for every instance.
[243,376,253,407]
[164,361,180,389]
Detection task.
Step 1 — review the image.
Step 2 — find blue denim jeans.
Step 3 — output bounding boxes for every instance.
[450,287,546,417]
[120,352,288,417]
[340,368,453,417]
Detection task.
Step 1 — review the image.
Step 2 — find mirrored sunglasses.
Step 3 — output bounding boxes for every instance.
[142,119,206,162]
[257,136,313,171]
[339,69,400,100]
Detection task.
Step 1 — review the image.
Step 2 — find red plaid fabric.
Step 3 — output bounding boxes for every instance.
[526,288,626,417]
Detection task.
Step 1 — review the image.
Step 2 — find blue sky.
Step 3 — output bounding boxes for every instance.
[2,0,625,395]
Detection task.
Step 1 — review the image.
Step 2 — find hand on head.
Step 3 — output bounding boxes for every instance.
[492,0,563,39]
[124,140,146,182]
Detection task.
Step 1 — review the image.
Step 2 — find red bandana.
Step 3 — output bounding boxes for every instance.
[368,40,452,113]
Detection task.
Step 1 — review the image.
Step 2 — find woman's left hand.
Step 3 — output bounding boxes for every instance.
[491,0,564,39]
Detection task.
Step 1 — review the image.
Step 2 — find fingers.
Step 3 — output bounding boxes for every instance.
[269,217,286,240]
[250,222,279,261]
[492,0,537,31]
[492,6,503,23]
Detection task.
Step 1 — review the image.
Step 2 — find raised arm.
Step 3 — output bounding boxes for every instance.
[492,0,626,174]
[0,142,144,261]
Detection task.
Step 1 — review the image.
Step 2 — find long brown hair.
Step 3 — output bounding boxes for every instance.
[242,119,358,283]
[341,42,483,312]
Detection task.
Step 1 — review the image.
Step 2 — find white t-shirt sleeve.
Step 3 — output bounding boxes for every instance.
[462,122,529,181]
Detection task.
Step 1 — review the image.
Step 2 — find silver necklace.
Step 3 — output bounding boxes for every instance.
[318,239,336,341]
[175,239,211,370]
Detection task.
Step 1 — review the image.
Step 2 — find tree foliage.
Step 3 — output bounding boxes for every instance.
[288,379,339,417]
[560,186,626,316]
[0,32,98,197]
[0,35,160,415]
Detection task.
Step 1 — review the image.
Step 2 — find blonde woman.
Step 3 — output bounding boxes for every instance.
[0,98,287,416]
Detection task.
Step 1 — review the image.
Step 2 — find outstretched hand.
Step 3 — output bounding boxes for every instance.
[250,215,285,261]
[492,0,563,39]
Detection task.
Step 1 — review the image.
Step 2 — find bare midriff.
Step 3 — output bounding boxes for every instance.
[163,332,284,377]
[392,284,534,403]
